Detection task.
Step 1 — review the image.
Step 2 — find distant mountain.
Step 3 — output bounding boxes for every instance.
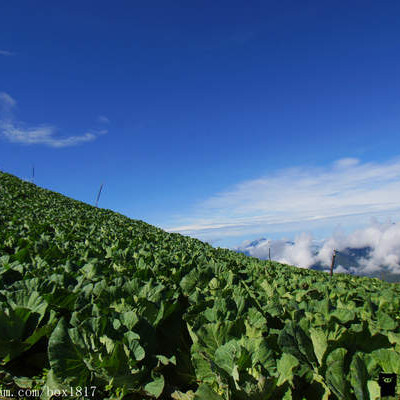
[315,246,400,283]
[236,239,400,283]
[236,238,295,258]
[311,246,371,272]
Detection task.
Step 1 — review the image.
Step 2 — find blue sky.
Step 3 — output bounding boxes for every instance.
[1,0,400,248]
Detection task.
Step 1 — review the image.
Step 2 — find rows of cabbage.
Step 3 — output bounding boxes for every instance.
[1,171,400,399]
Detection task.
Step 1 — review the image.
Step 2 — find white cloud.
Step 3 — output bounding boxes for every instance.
[1,122,96,148]
[333,157,360,169]
[236,221,400,275]
[278,233,316,269]
[0,92,107,148]
[0,50,14,56]
[237,236,319,269]
[333,265,348,274]
[167,157,400,240]
[348,222,400,274]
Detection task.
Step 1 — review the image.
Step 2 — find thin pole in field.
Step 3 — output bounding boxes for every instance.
[95,183,104,207]
[330,249,337,277]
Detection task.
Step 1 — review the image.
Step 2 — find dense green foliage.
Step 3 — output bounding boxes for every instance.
[0,171,399,399]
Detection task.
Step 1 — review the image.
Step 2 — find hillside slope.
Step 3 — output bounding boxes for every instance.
[0,171,399,399]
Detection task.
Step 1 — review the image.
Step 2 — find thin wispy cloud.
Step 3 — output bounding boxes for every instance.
[0,50,15,56]
[0,92,16,109]
[97,115,110,124]
[1,122,96,148]
[0,92,107,148]
[167,157,400,239]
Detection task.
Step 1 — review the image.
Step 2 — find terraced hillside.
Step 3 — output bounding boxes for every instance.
[0,171,399,399]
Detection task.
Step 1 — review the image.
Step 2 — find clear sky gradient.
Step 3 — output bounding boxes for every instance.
[1,1,400,248]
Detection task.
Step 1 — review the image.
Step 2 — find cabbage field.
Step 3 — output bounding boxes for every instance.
[0,171,399,399]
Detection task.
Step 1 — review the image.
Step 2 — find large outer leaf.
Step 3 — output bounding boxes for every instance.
[48,318,90,386]
[377,311,397,331]
[144,374,165,398]
[49,316,147,392]
[276,353,299,387]
[309,328,327,366]
[0,290,51,364]
[214,340,241,376]
[41,369,70,400]
[278,322,317,367]
[7,290,47,320]
[367,380,380,400]
[325,348,350,399]
[349,353,369,400]
[370,348,400,374]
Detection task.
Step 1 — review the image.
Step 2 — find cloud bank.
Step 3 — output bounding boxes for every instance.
[168,157,400,240]
[0,92,107,148]
[236,220,400,275]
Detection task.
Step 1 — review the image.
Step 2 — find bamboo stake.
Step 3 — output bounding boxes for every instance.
[330,249,337,277]
[95,183,104,207]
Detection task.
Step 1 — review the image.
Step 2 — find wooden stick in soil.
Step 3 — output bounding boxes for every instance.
[330,249,337,277]
[95,183,104,207]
